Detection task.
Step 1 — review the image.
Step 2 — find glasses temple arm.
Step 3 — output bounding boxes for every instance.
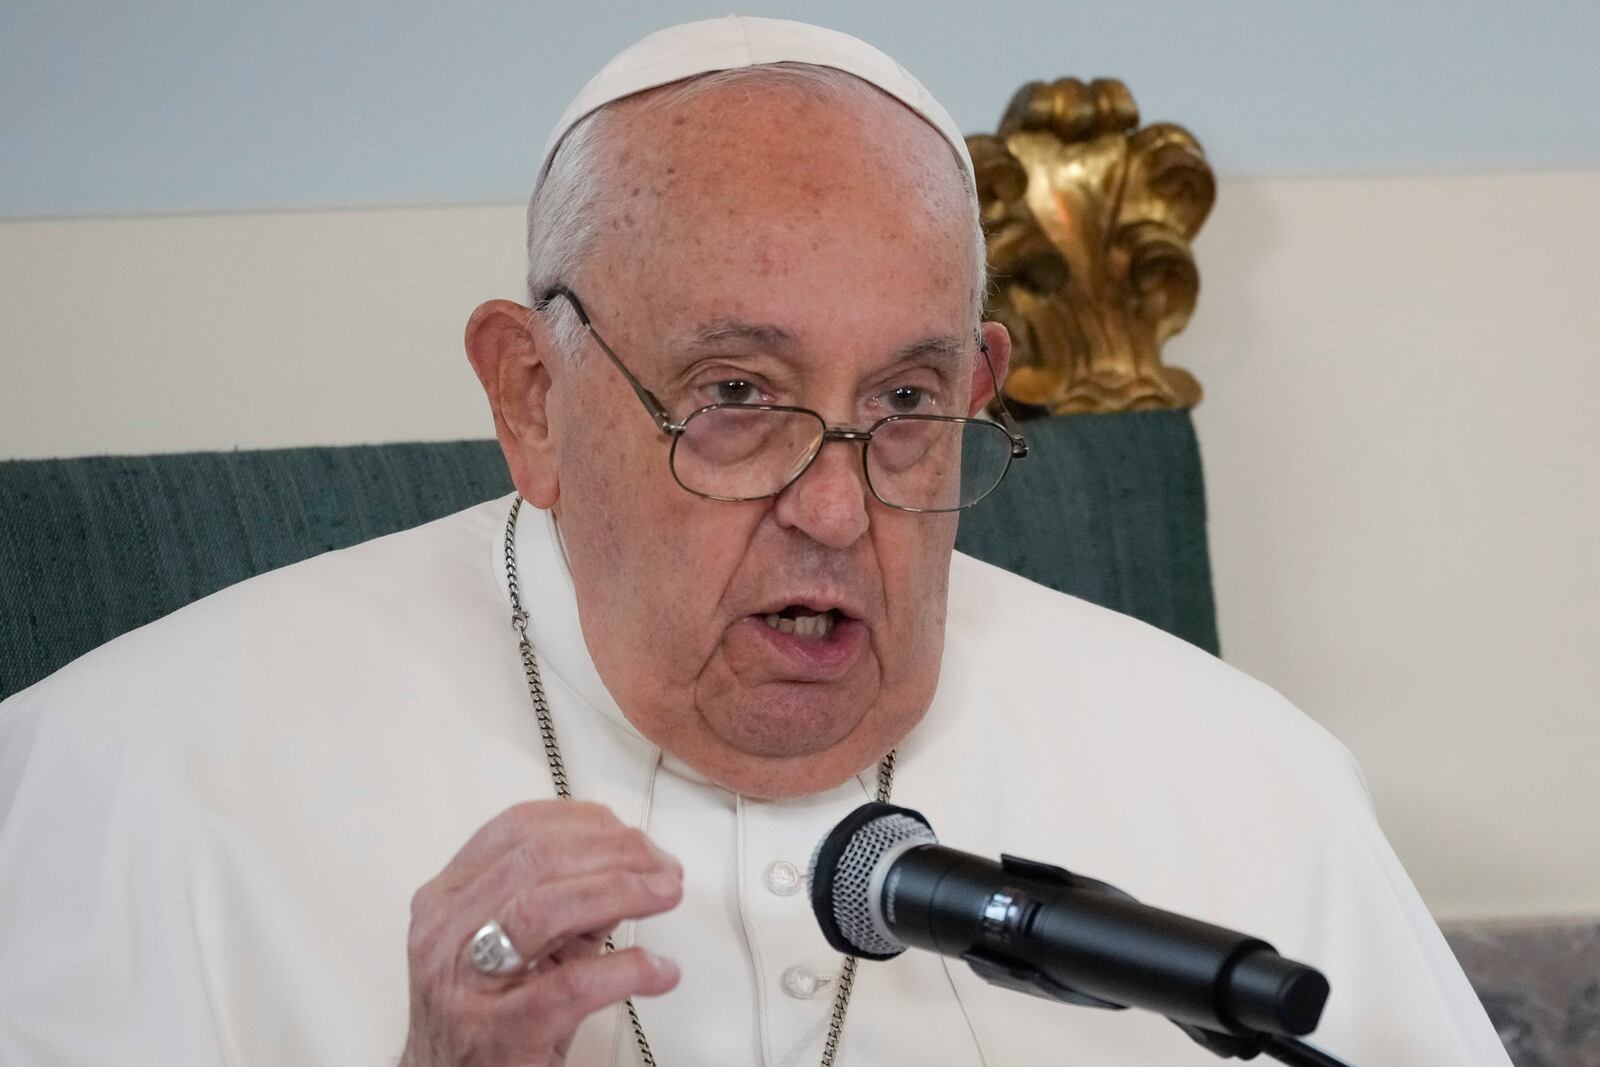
[979,337,1030,459]
[538,286,679,433]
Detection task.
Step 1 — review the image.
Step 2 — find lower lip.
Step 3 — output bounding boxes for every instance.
[741,615,867,681]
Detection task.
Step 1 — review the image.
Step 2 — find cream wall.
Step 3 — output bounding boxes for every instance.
[2,169,1596,919]
[0,204,525,458]
[1179,170,1600,920]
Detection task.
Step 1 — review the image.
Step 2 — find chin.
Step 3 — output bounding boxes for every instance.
[712,686,866,760]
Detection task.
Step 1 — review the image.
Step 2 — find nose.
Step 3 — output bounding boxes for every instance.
[771,437,871,549]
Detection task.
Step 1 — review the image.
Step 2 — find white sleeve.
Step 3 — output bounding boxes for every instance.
[0,687,233,1066]
[1266,741,1513,1066]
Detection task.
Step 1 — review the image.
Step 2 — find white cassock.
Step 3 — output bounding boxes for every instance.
[0,495,1508,1066]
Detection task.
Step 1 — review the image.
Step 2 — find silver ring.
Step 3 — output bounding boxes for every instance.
[467,920,527,976]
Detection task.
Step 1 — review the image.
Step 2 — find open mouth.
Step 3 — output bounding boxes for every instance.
[761,606,845,639]
[741,602,866,679]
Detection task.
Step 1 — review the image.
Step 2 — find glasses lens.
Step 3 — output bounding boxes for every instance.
[866,417,1014,511]
[673,406,825,500]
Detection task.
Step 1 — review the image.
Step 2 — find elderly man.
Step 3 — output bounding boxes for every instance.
[0,16,1506,1067]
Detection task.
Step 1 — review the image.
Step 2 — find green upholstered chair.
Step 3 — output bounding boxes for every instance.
[0,410,1218,702]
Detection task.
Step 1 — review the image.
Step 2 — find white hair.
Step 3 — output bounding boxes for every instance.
[524,63,987,359]
[524,104,616,357]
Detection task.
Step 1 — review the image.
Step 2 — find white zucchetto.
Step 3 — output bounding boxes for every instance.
[536,15,972,188]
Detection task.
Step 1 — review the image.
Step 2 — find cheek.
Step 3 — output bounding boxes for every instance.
[877,514,957,650]
[615,509,767,690]
[557,407,760,663]
[554,394,674,604]
[560,418,650,552]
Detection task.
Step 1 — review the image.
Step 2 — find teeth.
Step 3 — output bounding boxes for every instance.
[763,611,836,638]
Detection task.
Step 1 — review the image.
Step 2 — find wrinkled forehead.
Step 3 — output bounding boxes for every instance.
[608,70,970,214]
[535,15,973,195]
[598,82,976,330]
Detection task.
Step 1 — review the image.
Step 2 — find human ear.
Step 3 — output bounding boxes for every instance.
[465,299,562,508]
[969,321,1013,416]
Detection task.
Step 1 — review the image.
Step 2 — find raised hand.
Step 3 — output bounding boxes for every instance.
[399,800,682,1066]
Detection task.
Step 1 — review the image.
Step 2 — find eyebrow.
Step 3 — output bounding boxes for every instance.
[686,320,798,353]
[890,335,967,368]
[683,320,967,369]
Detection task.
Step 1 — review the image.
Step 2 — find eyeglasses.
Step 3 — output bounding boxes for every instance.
[536,286,1029,513]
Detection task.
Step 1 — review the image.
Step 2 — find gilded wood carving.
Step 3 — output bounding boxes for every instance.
[970,78,1212,414]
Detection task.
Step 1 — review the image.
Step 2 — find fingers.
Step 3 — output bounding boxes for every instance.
[403,801,684,1065]
[442,820,681,968]
[401,944,678,1066]
[434,800,622,891]
[479,818,677,892]
[482,866,682,969]
[507,946,680,1026]
[408,800,683,982]
[547,930,608,967]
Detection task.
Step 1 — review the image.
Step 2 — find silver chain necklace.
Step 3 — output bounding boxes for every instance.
[502,495,895,1067]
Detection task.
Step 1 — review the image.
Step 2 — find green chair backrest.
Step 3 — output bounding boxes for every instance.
[0,411,1216,701]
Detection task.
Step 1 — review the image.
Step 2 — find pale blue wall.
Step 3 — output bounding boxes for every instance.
[4,0,1597,218]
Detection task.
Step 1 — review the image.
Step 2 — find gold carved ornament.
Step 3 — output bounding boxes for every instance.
[969,78,1213,415]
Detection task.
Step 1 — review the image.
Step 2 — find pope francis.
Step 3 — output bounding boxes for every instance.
[0,16,1509,1067]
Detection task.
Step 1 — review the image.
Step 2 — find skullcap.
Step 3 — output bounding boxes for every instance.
[536,15,972,190]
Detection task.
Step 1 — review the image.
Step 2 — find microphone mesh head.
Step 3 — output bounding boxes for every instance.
[813,811,937,957]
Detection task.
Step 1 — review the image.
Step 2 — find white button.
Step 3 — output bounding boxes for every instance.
[781,964,827,999]
[765,860,802,896]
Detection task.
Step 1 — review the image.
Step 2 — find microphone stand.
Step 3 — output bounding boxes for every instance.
[1260,1036,1354,1067]
[1182,1024,1354,1066]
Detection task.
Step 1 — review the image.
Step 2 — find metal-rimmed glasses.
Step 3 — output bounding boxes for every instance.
[536,286,1029,513]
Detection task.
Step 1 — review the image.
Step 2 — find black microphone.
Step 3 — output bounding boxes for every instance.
[808,802,1331,1045]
